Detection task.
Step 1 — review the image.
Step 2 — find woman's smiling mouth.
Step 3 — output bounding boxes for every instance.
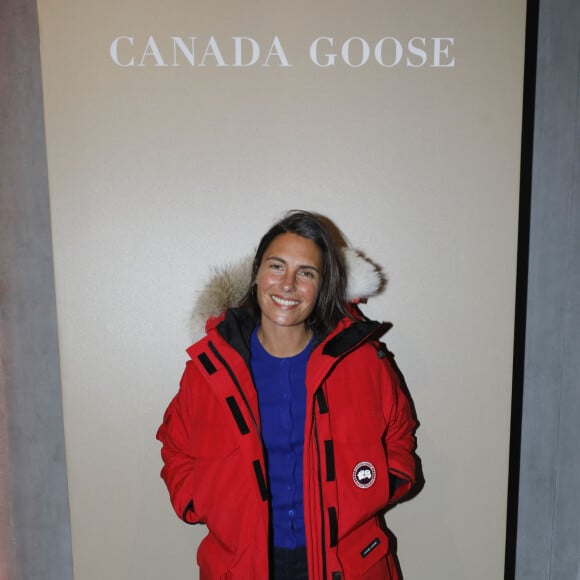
[271,295,300,307]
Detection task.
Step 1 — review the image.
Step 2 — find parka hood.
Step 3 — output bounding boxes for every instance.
[190,247,385,340]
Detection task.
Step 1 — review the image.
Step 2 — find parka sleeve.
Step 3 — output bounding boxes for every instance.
[156,362,201,524]
[381,357,417,504]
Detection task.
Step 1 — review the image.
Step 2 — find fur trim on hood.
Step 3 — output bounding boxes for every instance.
[190,247,385,339]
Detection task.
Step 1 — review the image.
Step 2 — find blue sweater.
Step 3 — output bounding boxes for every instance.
[250,328,313,549]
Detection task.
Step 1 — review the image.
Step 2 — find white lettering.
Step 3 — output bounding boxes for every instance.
[109,34,455,70]
[311,35,454,68]
[171,36,197,66]
[432,37,455,67]
[342,37,370,68]
[375,37,403,68]
[199,36,227,67]
[110,36,134,67]
[138,36,167,67]
[233,36,260,67]
[406,37,427,68]
[263,36,292,67]
[310,37,336,67]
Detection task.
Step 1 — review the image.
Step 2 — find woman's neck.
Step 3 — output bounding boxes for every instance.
[257,322,313,358]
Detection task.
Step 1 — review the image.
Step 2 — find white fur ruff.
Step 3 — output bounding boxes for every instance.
[190,247,385,339]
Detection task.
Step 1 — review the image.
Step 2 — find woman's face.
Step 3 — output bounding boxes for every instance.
[255,232,323,332]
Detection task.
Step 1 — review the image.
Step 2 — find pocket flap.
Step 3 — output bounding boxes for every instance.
[337,520,389,575]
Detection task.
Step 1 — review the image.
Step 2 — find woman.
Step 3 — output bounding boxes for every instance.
[157,210,417,579]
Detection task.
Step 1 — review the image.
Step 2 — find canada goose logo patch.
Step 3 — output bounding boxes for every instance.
[353,462,376,489]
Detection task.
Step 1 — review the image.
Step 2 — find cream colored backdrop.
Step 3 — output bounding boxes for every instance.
[37,1,526,578]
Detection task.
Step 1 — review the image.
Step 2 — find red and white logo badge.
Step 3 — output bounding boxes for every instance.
[353,461,376,489]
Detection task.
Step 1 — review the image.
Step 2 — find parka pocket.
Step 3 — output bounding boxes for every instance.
[331,436,390,533]
[198,532,235,579]
[336,519,390,579]
[190,445,241,523]
[189,394,247,549]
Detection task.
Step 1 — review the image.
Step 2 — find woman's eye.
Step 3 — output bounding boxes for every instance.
[299,270,315,279]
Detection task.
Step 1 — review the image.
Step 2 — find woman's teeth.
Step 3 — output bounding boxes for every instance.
[271,295,299,306]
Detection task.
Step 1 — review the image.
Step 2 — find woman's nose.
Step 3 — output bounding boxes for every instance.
[281,272,295,291]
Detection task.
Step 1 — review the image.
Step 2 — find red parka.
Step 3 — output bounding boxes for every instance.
[157,307,416,579]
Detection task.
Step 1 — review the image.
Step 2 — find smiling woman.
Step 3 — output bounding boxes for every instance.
[254,233,322,356]
[157,210,419,580]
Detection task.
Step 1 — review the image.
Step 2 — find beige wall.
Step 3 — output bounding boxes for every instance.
[37,1,526,578]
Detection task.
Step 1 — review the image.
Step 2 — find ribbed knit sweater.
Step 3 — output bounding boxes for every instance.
[250,328,314,549]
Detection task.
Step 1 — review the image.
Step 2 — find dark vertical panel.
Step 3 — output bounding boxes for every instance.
[504,0,538,577]
[0,1,74,579]
[516,0,580,578]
